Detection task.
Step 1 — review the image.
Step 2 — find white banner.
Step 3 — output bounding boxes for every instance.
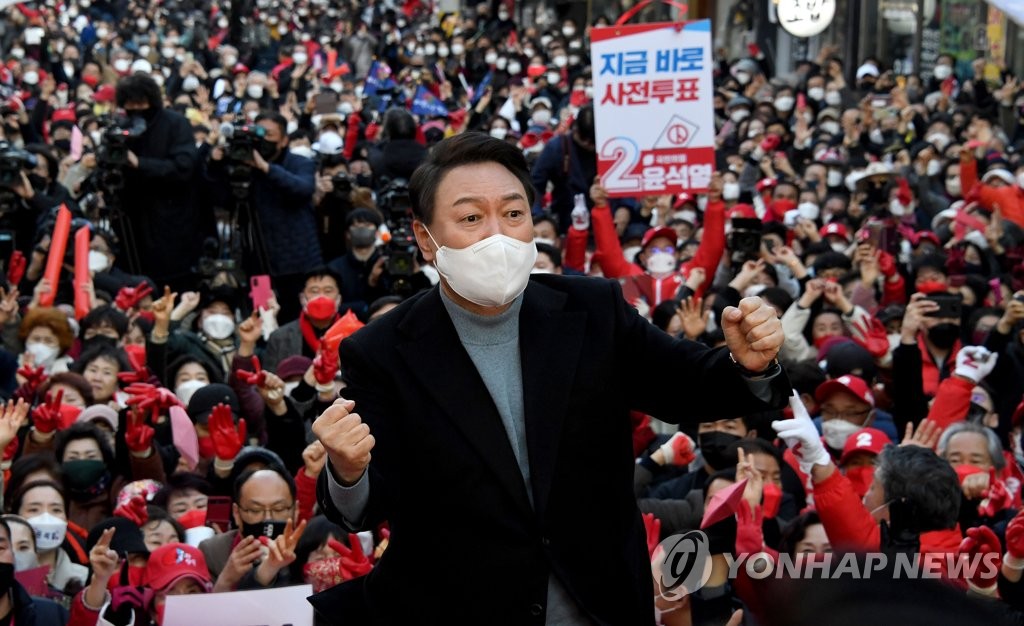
[163,584,314,626]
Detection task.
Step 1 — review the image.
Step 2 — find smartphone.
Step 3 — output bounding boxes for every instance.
[314,90,339,114]
[924,293,963,319]
[206,496,233,529]
[796,93,806,111]
[249,275,273,311]
[0,231,14,273]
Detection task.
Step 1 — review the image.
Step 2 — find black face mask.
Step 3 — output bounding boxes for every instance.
[241,519,287,540]
[27,173,48,191]
[698,431,742,470]
[53,139,71,152]
[82,335,118,351]
[258,138,279,161]
[354,173,372,188]
[350,226,376,248]
[927,322,960,350]
[63,459,112,501]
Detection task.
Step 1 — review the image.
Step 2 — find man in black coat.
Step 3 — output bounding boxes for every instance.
[367,107,427,188]
[114,73,207,291]
[310,133,790,625]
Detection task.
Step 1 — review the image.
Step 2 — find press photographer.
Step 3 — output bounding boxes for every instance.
[0,143,76,255]
[208,111,322,322]
[112,73,206,290]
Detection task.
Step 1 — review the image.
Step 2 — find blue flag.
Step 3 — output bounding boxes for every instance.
[470,71,493,106]
[410,85,449,118]
[363,61,395,96]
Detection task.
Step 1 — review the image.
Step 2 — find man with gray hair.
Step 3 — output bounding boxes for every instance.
[938,421,1014,526]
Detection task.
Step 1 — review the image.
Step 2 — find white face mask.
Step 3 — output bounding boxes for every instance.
[798,201,820,221]
[88,250,110,273]
[533,109,552,126]
[1016,172,1024,188]
[283,381,300,397]
[546,72,561,85]
[427,230,537,307]
[722,182,740,201]
[820,121,840,135]
[822,418,864,450]
[926,159,943,177]
[889,198,908,217]
[201,314,235,340]
[774,96,795,112]
[730,109,749,123]
[175,379,208,405]
[10,48,24,59]
[622,245,642,263]
[827,169,844,187]
[28,513,67,551]
[946,178,961,197]
[438,46,450,58]
[162,47,176,59]
[495,57,507,70]
[831,242,847,253]
[926,132,951,152]
[646,251,676,274]
[425,44,437,56]
[869,128,885,145]
[734,71,750,85]
[807,87,825,101]
[13,549,38,572]
[489,127,508,140]
[933,65,952,80]
[485,52,497,64]
[293,52,308,65]
[507,62,521,75]
[182,75,200,92]
[26,342,58,367]
[825,90,842,106]
[553,55,568,68]
[22,71,39,85]
[450,43,464,56]
[113,58,131,73]
[247,84,264,99]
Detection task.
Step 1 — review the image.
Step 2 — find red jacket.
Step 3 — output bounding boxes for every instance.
[961,155,1024,229]
[562,226,588,274]
[917,335,959,397]
[591,201,725,307]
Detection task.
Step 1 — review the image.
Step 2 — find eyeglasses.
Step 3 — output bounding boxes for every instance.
[238,504,294,519]
[820,408,870,422]
[648,246,676,255]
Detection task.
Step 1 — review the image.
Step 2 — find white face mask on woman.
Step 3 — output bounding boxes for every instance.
[425,229,537,307]
[201,314,235,340]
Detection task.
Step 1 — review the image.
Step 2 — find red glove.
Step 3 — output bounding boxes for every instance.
[312,345,340,386]
[208,403,246,461]
[13,364,46,402]
[657,432,695,467]
[235,356,267,387]
[114,281,154,312]
[850,318,891,359]
[760,134,781,152]
[762,482,782,519]
[117,347,153,385]
[958,525,1001,590]
[125,383,181,422]
[1005,509,1024,568]
[328,535,373,580]
[876,250,897,278]
[979,478,1013,518]
[113,495,149,526]
[755,178,777,193]
[7,250,25,287]
[31,390,64,435]
[642,512,661,557]
[125,409,155,454]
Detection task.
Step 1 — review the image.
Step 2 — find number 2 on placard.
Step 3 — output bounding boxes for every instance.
[600,137,642,193]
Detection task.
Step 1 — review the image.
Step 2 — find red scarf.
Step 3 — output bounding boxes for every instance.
[299,313,338,353]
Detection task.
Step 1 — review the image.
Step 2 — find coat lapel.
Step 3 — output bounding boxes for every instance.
[395,287,534,518]
[519,281,586,519]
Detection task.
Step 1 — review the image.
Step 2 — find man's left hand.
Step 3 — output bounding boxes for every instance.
[250,149,270,174]
[722,297,783,373]
[127,150,139,168]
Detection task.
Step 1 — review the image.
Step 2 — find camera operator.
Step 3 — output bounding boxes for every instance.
[312,133,354,261]
[209,111,322,322]
[4,144,78,255]
[113,73,206,291]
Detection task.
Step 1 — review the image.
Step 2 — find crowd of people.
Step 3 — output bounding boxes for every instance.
[0,0,1022,623]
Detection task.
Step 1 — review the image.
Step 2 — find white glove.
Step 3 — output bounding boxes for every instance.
[658,432,696,466]
[955,346,998,384]
[571,193,590,231]
[772,392,832,475]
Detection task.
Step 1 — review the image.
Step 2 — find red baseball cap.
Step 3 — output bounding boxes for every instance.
[673,192,694,210]
[727,204,757,220]
[145,543,213,592]
[839,427,891,465]
[51,108,76,123]
[819,222,850,242]
[93,84,116,103]
[815,374,875,407]
[640,226,678,250]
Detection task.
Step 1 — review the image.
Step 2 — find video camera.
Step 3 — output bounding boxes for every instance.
[96,115,147,192]
[223,122,267,199]
[377,178,412,222]
[0,142,37,212]
[728,217,763,265]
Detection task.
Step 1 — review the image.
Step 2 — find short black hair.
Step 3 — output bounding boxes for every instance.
[5,456,61,508]
[302,266,342,292]
[535,242,562,268]
[651,300,679,333]
[233,466,296,504]
[151,473,212,510]
[913,252,949,278]
[410,132,535,226]
[79,305,129,340]
[382,107,417,141]
[779,511,823,556]
[55,422,115,466]
[758,286,793,314]
[255,111,288,136]
[70,344,131,375]
[875,445,960,533]
[534,214,558,233]
[115,73,163,110]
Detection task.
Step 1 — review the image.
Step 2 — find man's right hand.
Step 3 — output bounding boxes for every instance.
[312,398,375,485]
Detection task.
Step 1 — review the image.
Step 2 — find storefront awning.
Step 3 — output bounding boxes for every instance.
[988,0,1024,27]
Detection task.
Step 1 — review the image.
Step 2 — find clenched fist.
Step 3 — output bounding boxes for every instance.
[312,398,375,485]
